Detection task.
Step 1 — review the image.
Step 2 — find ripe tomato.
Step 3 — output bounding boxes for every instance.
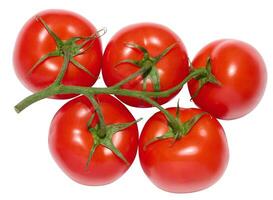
[188,39,267,119]
[13,9,102,99]
[49,95,139,185]
[102,23,189,107]
[139,108,229,193]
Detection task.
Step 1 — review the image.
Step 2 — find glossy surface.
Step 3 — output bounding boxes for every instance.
[188,39,267,119]
[102,23,189,107]
[49,95,139,185]
[14,9,102,99]
[139,108,229,193]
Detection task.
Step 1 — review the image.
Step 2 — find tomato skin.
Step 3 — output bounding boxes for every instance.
[139,108,229,193]
[13,9,102,99]
[49,95,139,185]
[188,39,267,119]
[102,23,189,107]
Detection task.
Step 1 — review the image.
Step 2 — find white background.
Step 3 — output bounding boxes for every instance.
[0,0,272,199]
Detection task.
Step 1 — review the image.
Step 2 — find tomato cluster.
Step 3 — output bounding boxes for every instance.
[14,10,267,193]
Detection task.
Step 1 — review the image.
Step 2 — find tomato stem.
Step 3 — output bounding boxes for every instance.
[53,51,71,85]
[15,65,209,132]
[87,95,107,138]
[111,65,151,89]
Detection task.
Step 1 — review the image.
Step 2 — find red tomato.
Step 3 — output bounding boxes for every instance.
[49,95,139,185]
[188,39,267,119]
[13,9,102,99]
[139,108,229,193]
[102,23,189,107]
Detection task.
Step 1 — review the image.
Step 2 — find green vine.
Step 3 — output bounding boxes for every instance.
[14,16,219,168]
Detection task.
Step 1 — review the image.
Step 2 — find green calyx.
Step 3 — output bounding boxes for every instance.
[28,16,106,78]
[144,101,207,150]
[190,57,221,99]
[85,112,142,170]
[115,42,177,92]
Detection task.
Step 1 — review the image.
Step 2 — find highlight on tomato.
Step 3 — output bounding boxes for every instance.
[188,39,267,120]
[13,9,103,99]
[102,23,189,107]
[49,95,139,185]
[139,107,229,193]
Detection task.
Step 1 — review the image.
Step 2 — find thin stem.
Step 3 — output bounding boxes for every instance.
[14,68,206,113]
[142,68,206,97]
[111,66,150,89]
[54,52,71,85]
[15,85,179,130]
[87,95,107,138]
[107,67,206,98]
[14,85,59,113]
[139,96,179,129]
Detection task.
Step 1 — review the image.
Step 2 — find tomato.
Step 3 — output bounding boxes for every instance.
[49,95,139,185]
[139,108,229,193]
[102,23,189,107]
[188,39,267,119]
[13,9,102,99]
